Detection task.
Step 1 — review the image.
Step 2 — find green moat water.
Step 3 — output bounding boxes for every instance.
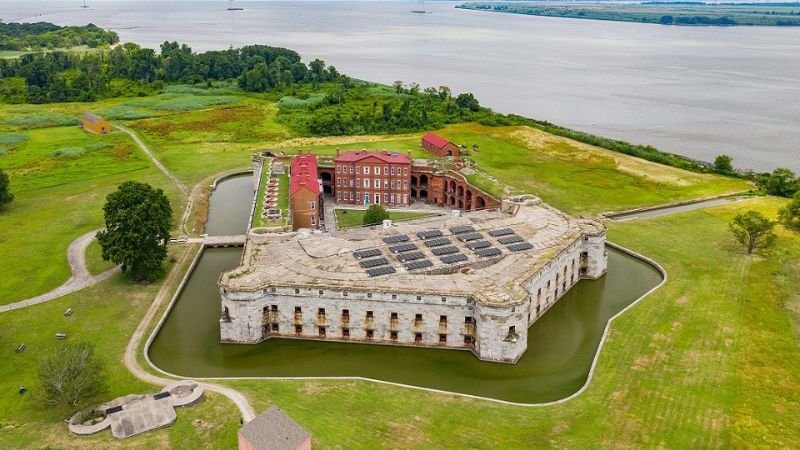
[148,247,662,403]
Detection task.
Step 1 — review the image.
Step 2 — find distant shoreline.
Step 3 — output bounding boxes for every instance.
[456,2,800,27]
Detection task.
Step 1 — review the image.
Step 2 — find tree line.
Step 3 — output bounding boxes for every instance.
[0,22,118,51]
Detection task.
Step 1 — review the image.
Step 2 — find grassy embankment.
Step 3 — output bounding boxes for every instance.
[334,208,437,229]
[223,197,800,448]
[458,3,800,26]
[0,246,241,449]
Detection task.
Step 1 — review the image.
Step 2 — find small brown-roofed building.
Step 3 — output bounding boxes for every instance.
[421,132,460,158]
[80,113,111,134]
[238,406,311,450]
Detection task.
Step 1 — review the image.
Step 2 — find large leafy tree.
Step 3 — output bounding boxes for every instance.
[779,192,800,232]
[757,167,798,198]
[362,204,389,226]
[729,210,776,254]
[38,342,108,410]
[713,154,733,174]
[0,168,13,209]
[97,181,172,281]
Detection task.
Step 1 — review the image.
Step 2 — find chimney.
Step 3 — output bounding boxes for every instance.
[336,148,340,157]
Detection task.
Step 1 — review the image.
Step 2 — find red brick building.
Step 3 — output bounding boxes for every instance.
[289,153,321,230]
[421,132,460,158]
[333,150,412,207]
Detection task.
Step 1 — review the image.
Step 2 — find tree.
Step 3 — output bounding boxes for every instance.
[0,168,13,209]
[238,62,271,92]
[362,204,389,226]
[713,154,733,174]
[456,92,480,112]
[729,210,776,254]
[393,80,404,94]
[96,181,172,281]
[38,342,107,410]
[779,192,800,232]
[757,167,798,198]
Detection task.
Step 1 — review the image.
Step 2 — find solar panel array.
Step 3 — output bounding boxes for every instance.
[405,260,434,271]
[383,235,409,244]
[466,240,492,251]
[353,248,381,259]
[476,248,502,258]
[507,242,534,252]
[397,251,425,262]
[389,243,418,253]
[359,257,389,268]
[498,235,524,245]
[417,230,443,240]
[366,266,397,277]
[457,232,483,242]
[488,228,514,237]
[432,245,460,256]
[441,254,468,264]
[424,237,451,248]
[449,225,476,235]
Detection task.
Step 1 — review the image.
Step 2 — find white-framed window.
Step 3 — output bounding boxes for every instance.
[391,194,395,203]
[384,179,389,188]
[311,215,316,225]
[391,180,395,189]
[337,192,341,201]
[310,201,315,210]
[383,166,388,175]
[403,194,408,204]
[364,166,370,175]
[350,179,354,187]
[374,179,380,189]
[337,178,341,187]
[337,166,341,173]
[356,179,361,188]
[364,193,370,205]
[403,180,408,189]
[374,166,380,174]
[375,193,380,204]
[390,167,395,175]
[383,193,388,203]
[350,166,354,174]
[404,168,408,176]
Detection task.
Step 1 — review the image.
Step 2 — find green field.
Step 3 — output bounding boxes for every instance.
[223,197,800,448]
[334,208,438,229]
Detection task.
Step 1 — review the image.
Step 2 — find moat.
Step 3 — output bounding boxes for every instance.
[147,177,663,404]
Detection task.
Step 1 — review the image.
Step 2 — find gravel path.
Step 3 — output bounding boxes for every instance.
[115,124,188,196]
[0,230,121,313]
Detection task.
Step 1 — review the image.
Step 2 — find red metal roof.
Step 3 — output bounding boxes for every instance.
[335,150,411,165]
[421,132,451,149]
[290,154,320,195]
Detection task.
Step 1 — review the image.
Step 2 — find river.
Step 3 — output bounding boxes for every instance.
[5,1,799,172]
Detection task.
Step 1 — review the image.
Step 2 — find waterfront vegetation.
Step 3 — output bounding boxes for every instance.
[334,208,437,229]
[458,2,800,27]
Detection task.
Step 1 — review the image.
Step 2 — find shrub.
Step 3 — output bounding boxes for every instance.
[50,146,86,158]
[96,105,153,120]
[363,204,389,226]
[4,112,78,128]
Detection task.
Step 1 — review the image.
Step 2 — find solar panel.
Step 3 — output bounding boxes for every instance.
[353,248,381,259]
[498,235,524,245]
[488,228,514,237]
[389,243,418,253]
[424,237,451,248]
[441,254,468,264]
[397,251,425,262]
[507,242,534,252]
[476,248,502,258]
[417,230,443,240]
[431,245,460,256]
[383,235,409,244]
[449,225,476,235]
[359,257,389,268]
[466,240,492,251]
[457,232,483,242]
[405,260,434,271]
[366,266,397,277]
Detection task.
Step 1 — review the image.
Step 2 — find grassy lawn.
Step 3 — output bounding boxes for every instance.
[334,208,438,229]
[0,249,240,449]
[85,239,117,276]
[0,120,182,305]
[222,197,799,448]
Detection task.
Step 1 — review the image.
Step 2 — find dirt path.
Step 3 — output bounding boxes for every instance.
[115,124,188,196]
[0,230,120,313]
[122,245,256,422]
